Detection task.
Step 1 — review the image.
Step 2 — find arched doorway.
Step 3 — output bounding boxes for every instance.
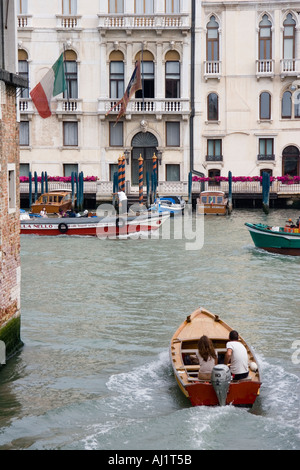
[131,132,158,185]
[282,145,300,176]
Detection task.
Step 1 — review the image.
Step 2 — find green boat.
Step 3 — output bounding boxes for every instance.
[245,222,300,256]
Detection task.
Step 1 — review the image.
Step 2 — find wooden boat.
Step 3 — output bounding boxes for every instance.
[30,191,74,214]
[196,191,228,215]
[170,307,261,407]
[245,222,300,256]
[20,211,169,237]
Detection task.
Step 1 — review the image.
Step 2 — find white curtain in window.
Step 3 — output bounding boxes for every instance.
[166,0,180,13]
[110,122,123,146]
[136,0,153,14]
[64,122,78,146]
[20,121,29,146]
[166,122,180,146]
[63,0,77,15]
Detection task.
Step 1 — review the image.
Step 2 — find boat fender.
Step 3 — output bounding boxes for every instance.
[58,222,68,234]
[116,217,125,228]
[249,361,258,372]
[211,365,231,406]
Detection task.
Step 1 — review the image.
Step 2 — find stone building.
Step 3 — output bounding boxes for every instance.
[0,0,27,361]
[200,0,300,181]
[17,0,201,194]
[17,0,300,192]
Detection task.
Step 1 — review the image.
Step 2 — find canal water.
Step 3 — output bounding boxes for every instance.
[0,208,299,450]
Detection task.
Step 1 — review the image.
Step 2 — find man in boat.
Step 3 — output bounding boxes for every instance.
[224,330,249,381]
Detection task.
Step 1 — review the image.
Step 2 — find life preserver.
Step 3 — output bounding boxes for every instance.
[116,217,125,228]
[58,222,68,234]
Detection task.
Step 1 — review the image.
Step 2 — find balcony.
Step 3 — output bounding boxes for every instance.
[17,14,33,29]
[56,15,82,31]
[56,99,82,116]
[203,61,221,80]
[280,59,300,79]
[256,60,274,79]
[98,98,190,119]
[205,155,223,162]
[257,154,275,161]
[98,13,190,35]
[19,98,34,115]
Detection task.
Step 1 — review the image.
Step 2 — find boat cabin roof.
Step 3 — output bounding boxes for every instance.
[201,191,225,195]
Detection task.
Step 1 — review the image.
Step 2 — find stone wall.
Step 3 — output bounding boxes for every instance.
[0,84,23,360]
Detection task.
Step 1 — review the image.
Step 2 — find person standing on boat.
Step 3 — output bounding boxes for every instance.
[117,190,127,214]
[224,330,249,381]
[197,336,217,380]
[40,208,47,217]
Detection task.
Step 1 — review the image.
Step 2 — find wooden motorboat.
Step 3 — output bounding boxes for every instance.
[170,307,261,407]
[20,211,169,237]
[196,191,228,215]
[245,222,300,256]
[30,191,74,214]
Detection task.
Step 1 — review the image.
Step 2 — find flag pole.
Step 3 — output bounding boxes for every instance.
[63,43,69,105]
[141,42,144,112]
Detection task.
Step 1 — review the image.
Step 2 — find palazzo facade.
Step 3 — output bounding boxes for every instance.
[17,0,300,190]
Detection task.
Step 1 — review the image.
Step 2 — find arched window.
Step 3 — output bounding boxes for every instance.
[63,50,78,99]
[259,14,272,72]
[18,49,29,98]
[165,50,180,99]
[206,16,219,62]
[207,93,218,121]
[282,145,300,176]
[282,90,292,118]
[283,13,296,71]
[259,92,271,120]
[109,51,124,99]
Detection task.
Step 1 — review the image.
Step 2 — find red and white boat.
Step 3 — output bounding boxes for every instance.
[20,212,169,237]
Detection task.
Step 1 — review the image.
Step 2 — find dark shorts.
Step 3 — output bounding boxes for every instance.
[232,372,249,381]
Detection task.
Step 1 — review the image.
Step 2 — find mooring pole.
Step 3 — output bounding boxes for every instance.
[139,155,144,206]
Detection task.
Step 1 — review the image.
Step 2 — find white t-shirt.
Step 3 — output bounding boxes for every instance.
[118,191,127,202]
[226,341,248,375]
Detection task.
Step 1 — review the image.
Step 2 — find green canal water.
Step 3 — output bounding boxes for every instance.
[0,208,299,450]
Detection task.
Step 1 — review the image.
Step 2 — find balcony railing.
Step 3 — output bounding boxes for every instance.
[19,98,34,114]
[56,15,82,30]
[257,154,275,161]
[56,99,82,114]
[98,98,190,117]
[205,155,223,162]
[280,59,300,78]
[256,59,274,78]
[20,180,300,198]
[98,14,190,33]
[17,14,32,29]
[204,61,221,80]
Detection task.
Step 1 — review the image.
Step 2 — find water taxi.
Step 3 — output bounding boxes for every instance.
[196,191,228,215]
[30,191,74,214]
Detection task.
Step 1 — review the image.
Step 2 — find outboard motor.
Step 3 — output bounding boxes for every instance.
[211,365,231,406]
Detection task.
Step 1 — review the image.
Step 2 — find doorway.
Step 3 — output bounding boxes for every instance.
[131,132,158,185]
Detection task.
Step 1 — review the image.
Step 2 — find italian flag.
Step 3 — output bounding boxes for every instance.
[30,54,67,119]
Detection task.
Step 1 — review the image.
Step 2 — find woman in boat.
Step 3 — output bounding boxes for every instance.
[197,336,217,380]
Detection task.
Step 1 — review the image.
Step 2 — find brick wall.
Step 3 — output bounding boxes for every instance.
[0,83,22,358]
